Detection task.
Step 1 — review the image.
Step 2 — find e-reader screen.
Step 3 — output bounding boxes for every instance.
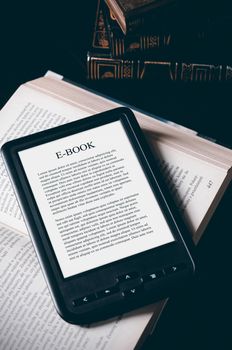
[19,120,174,278]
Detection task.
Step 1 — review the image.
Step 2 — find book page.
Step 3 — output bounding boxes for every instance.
[0,224,155,350]
[150,140,226,242]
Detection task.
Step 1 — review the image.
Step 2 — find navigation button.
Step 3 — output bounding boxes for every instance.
[123,285,143,298]
[164,263,186,275]
[72,293,96,307]
[97,286,119,298]
[117,272,139,283]
[142,270,164,283]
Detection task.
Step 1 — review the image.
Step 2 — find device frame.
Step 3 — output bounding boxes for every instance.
[2,107,195,324]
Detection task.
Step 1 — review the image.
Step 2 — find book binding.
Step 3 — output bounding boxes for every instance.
[87,54,232,81]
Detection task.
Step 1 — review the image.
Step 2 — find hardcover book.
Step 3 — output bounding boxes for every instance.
[87,53,232,81]
[0,72,231,348]
[102,0,173,57]
[104,0,177,34]
[103,1,229,57]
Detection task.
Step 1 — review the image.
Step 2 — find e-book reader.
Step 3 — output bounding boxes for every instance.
[2,107,195,324]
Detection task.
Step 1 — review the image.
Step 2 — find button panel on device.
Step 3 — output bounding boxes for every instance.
[72,263,187,307]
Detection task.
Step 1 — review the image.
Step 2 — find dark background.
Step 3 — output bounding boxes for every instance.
[1,1,231,349]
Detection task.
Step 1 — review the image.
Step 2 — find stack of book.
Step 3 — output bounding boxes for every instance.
[87,0,232,82]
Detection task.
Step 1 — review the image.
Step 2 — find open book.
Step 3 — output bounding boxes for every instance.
[0,72,231,349]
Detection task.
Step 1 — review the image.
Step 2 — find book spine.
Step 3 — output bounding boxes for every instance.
[87,54,232,82]
[92,0,111,55]
[110,31,172,57]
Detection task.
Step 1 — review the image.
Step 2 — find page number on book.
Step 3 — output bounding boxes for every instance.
[207,180,213,189]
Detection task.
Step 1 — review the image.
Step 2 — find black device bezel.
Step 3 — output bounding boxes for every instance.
[1,107,195,324]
